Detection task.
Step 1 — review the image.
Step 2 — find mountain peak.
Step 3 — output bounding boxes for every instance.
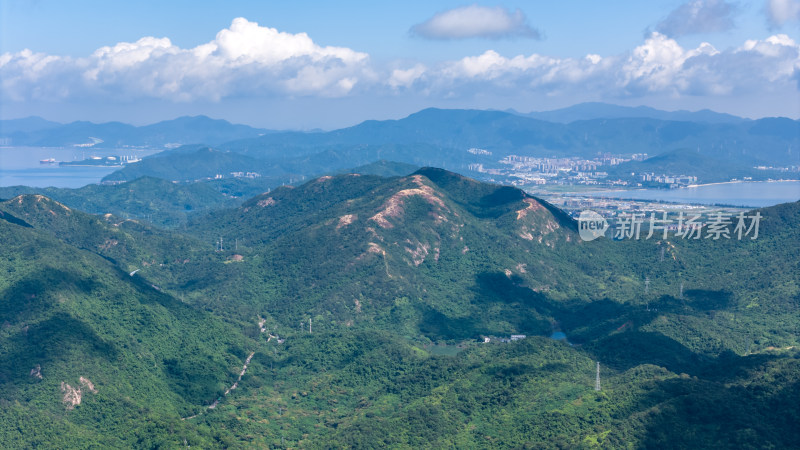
[6,194,73,215]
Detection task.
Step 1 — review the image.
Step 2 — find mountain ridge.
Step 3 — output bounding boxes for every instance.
[513,102,750,124]
[0,115,273,147]
[1,167,799,447]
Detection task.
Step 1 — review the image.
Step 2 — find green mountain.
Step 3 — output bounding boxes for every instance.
[102,147,299,183]
[182,168,593,333]
[338,159,419,177]
[1,161,420,228]
[608,147,778,183]
[0,199,255,447]
[177,170,799,447]
[102,142,481,184]
[0,194,210,271]
[178,169,799,347]
[1,170,798,448]
[0,177,241,227]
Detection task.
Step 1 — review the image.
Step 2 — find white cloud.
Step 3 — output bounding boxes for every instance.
[735,34,800,82]
[585,54,603,65]
[656,0,737,36]
[0,49,77,101]
[0,18,371,102]
[1,18,797,116]
[212,18,366,66]
[622,32,721,93]
[410,5,541,40]
[766,0,800,27]
[388,64,427,89]
[394,32,798,101]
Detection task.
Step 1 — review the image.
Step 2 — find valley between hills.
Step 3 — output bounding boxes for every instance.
[1,166,798,448]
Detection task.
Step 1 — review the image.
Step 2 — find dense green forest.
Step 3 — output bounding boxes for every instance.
[0,160,418,228]
[1,168,798,448]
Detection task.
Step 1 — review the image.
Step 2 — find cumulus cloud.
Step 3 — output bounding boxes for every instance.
[621,33,800,96]
[0,18,371,102]
[1,18,798,113]
[410,5,541,40]
[388,64,427,89]
[766,0,800,27]
[656,0,737,36]
[0,50,82,101]
[623,33,724,95]
[388,32,799,100]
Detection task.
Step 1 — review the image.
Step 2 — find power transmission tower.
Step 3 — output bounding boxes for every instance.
[644,276,650,295]
[595,361,601,391]
[679,281,684,300]
[309,317,312,334]
[660,246,665,262]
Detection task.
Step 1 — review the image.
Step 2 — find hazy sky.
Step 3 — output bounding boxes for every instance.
[1,0,799,129]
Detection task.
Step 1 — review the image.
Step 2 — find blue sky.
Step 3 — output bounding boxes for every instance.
[1,0,798,129]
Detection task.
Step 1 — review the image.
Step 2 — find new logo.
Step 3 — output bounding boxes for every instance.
[578,210,608,241]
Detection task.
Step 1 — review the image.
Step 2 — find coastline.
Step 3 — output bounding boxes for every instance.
[581,178,800,196]
[58,164,125,168]
[575,179,800,208]
[685,179,800,188]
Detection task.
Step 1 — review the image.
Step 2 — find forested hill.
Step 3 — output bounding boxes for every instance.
[180,169,799,349]
[0,170,798,447]
[0,197,254,447]
[0,161,419,228]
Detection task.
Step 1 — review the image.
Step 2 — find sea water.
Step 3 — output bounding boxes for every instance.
[0,146,160,188]
[588,181,800,208]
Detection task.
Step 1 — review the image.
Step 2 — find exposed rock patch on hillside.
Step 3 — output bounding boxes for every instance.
[60,377,97,410]
[370,176,447,229]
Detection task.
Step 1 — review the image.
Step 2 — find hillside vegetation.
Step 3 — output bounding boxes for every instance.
[0,169,798,448]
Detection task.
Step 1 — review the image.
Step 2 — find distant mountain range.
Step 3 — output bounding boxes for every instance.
[0,115,273,147]
[512,102,749,124]
[219,108,798,163]
[93,107,798,185]
[0,116,62,134]
[3,104,798,186]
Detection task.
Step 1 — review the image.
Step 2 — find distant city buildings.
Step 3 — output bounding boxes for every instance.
[754,165,799,173]
[467,150,704,189]
[467,147,492,156]
[230,171,262,179]
[212,171,263,181]
[478,153,632,186]
[639,173,697,186]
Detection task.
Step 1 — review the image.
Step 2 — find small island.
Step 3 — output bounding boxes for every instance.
[60,155,141,167]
